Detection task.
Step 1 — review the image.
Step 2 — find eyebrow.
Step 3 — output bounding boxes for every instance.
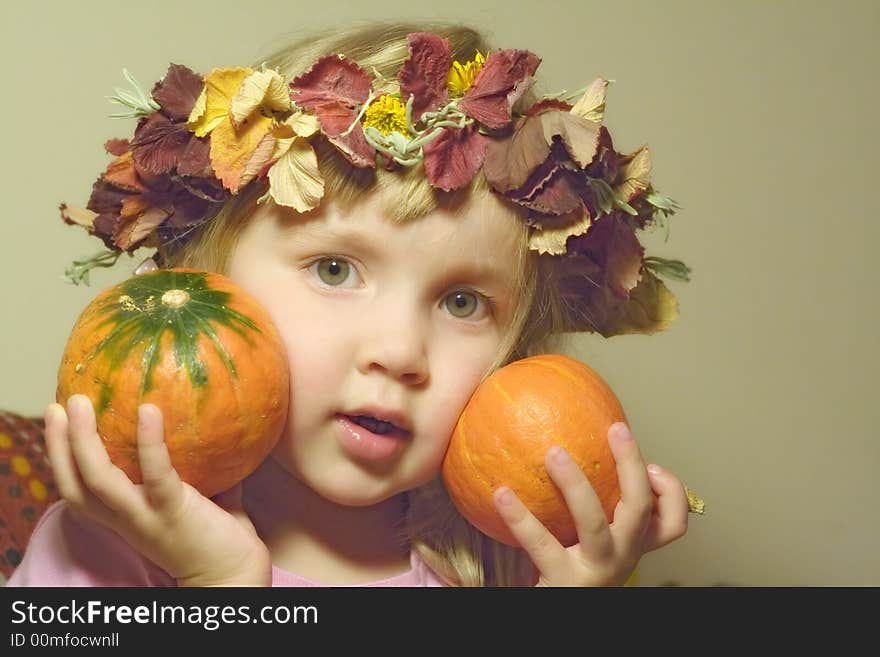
[286,225,513,290]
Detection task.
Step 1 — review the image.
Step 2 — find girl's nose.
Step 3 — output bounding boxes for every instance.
[355,305,429,385]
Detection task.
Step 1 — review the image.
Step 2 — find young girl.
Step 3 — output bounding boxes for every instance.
[8,22,690,587]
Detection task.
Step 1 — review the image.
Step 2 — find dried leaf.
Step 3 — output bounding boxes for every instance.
[151,63,204,121]
[483,110,600,192]
[187,67,253,138]
[507,163,586,215]
[614,145,652,203]
[524,98,573,116]
[538,110,602,169]
[59,203,98,229]
[176,134,211,177]
[131,112,194,175]
[113,206,169,251]
[102,152,145,193]
[284,110,320,138]
[555,213,645,334]
[104,139,130,156]
[239,130,277,188]
[289,54,372,109]
[310,99,376,167]
[422,125,487,191]
[483,116,548,192]
[459,49,541,129]
[230,69,291,128]
[268,138,325,212]
[187,85,207,126]
[527,210,591,255]
[602,269,679,336]
[570,77,609,125]
[209,110,274,192]
[398,32,451,122]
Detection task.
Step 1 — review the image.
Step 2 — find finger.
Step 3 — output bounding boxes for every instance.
[544,446,614,562]
[607,423,654,545]
[65,394,140,511]
[493,486,569,578]
[641,464,689,551]
[136,404,184,511]
[44,402,88,505]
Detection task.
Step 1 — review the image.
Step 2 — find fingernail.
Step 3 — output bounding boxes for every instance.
[67,395,86,416]
[495,486,515,506]
[138,404,155,427]
[44,403,61,425]
[612,422,632,441]
[647,464,663,476]
[548,446,571,466]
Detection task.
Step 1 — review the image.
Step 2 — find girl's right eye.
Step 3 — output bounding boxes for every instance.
[310,257,359,288]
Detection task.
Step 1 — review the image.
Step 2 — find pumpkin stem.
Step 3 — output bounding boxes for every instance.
[685,486,706,515]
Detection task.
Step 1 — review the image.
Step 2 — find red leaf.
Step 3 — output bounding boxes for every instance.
[87,180,128,215]
[104,138,130,156]
[309,99,375,168]
[553,213,644,335]
[289,54,372,110]
[422,125,487,192]
[459,49,540,129]
[524,98,573,116]
[483,115,549,192]
[290,58,376,168]
[151,63,204,121]
[131,113,194,176]
[176,134,212,177]
[507,165,586,216]
[398,32,451,122]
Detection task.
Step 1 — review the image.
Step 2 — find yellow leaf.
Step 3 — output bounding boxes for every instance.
[527,211,592,255]
[606,269,679,336]
[230,69,292,128]
[614,145,652,203]
[187,85,207,126]
[210,111,273,192]
[268,138,325,212]
[187,67,253,138]
[570,77,609,124]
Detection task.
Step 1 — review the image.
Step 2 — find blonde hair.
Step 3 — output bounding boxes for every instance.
[165,21,574,586]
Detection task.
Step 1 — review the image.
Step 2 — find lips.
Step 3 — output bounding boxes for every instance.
[341,406,412,437]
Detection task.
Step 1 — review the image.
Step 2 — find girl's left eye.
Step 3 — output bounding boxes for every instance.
[310,257,492,320]
[444,291,486,320]
[311,257,359,287]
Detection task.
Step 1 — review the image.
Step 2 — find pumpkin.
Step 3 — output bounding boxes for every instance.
[442,354,626,548]
[56,268,290,498]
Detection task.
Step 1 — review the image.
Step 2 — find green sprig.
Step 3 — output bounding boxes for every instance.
[107,68,161,119]
[63,250,122,286]
[644,256,692,282]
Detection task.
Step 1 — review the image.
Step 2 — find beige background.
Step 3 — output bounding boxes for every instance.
[2,0,877,585]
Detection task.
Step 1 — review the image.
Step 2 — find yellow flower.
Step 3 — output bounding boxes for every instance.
[363,94,409,136]
[448,51,486,96]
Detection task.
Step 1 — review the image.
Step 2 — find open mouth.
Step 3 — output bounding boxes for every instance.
[345,415,409,438]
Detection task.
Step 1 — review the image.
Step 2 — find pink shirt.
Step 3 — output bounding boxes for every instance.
[6,501,446,587]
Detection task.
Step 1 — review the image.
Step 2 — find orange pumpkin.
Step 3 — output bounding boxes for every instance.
[442,354,626,547]
[56,268,290,498]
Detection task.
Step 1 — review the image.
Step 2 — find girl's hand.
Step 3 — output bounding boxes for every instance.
[45,394,272,587]
[493,422,688,587]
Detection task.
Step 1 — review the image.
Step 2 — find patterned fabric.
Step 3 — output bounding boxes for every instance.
[0,410,60,583]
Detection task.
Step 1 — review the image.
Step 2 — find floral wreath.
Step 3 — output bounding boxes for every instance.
[60,31,691,337]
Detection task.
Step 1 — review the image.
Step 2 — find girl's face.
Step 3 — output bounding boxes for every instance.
[227,189,523,507]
